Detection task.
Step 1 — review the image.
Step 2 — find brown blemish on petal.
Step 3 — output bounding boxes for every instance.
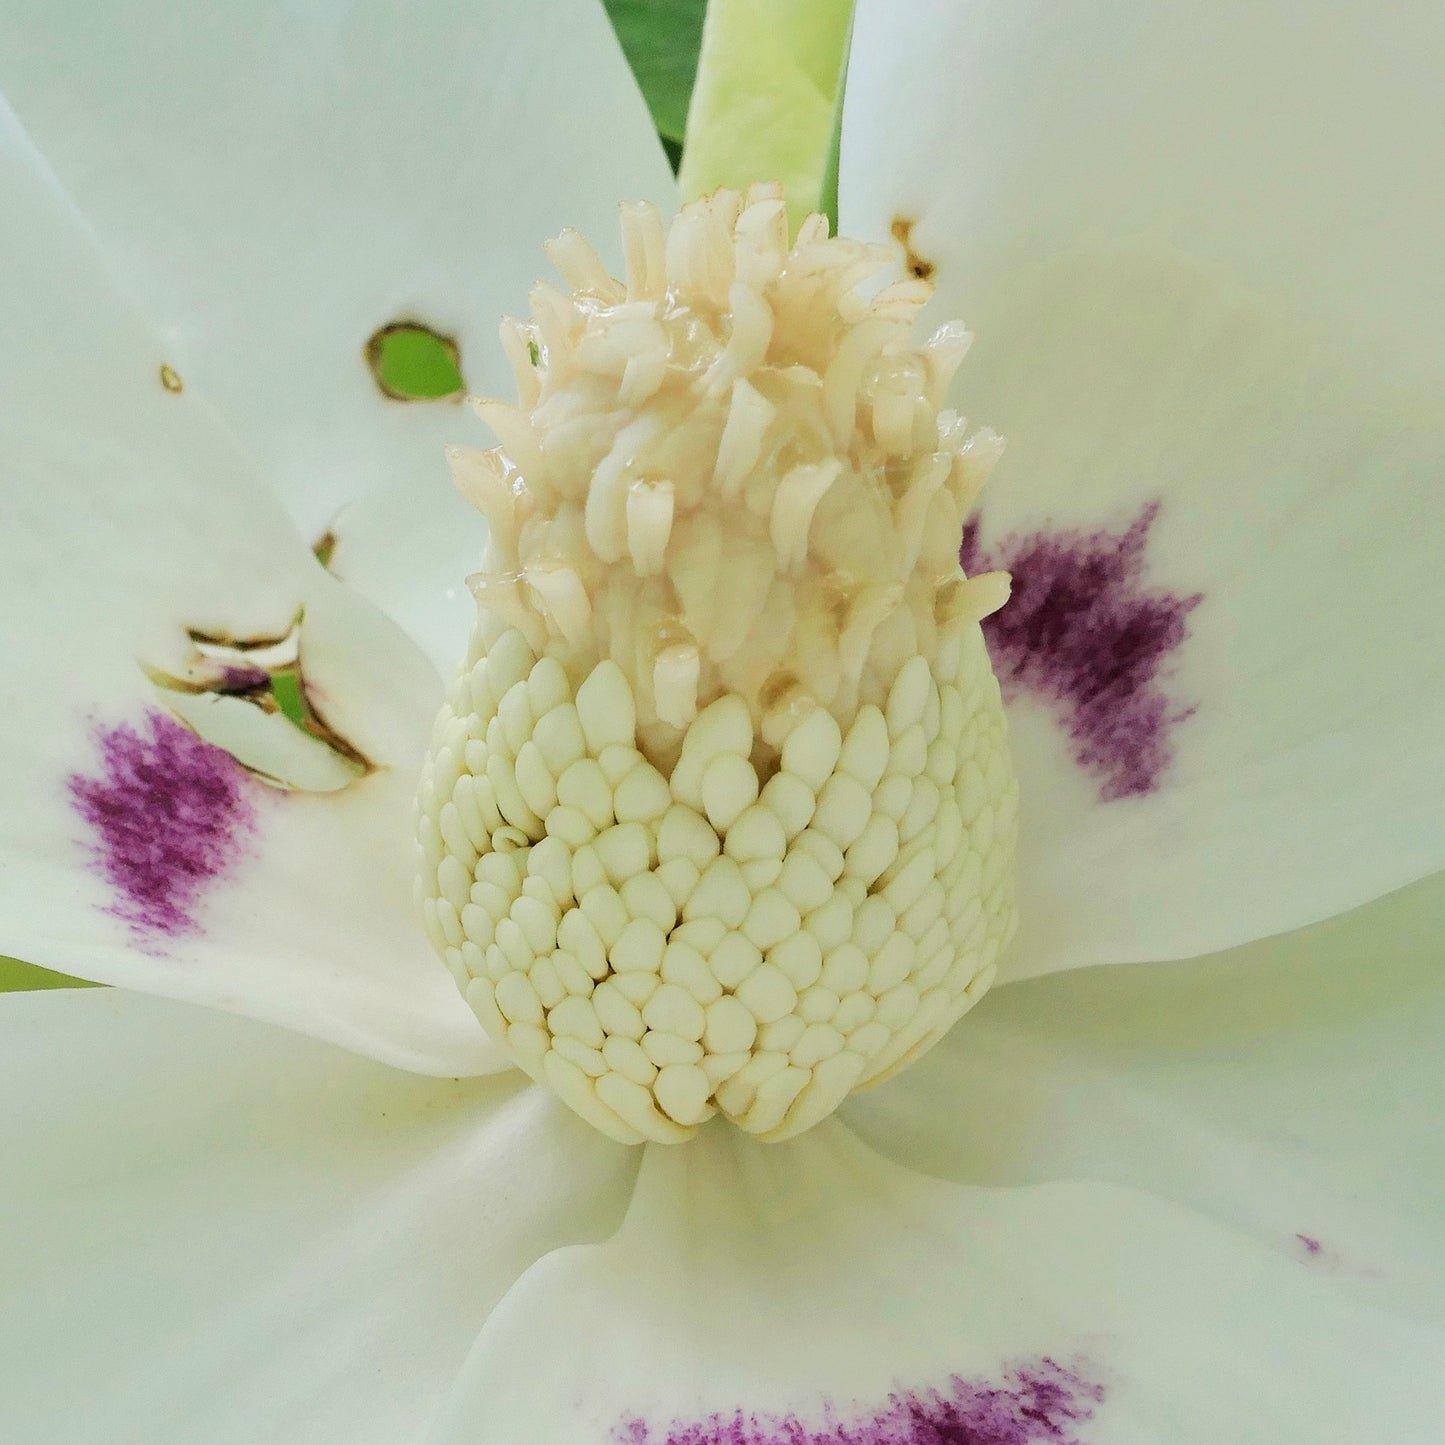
[274,666,377,776]
[890,216,935,282]
[185,622,299,654]
[159,363,184,393]
[147,615,378,788]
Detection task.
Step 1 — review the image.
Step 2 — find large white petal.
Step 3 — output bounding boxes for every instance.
[0,989,637,1445]
[846,870,1445,1327]
[840,2,1445,974]
[429,1118,1445,1443]
[317,486,484,679]
[0,0,677,671]
[0,103,495,1074]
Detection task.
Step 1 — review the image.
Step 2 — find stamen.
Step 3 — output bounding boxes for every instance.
[418,188,1019,1143]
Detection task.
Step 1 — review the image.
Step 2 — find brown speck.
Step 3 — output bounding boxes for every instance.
[150,612,377,789]
[313,530,337,569]
[891,215,936,281]
[159,364,184,393]
[186,623,296,652]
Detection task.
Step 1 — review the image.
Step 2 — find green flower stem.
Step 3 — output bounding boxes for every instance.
[604,0,709,148]
[677,0,854,232]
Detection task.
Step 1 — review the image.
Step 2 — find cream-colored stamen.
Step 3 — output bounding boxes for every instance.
[416,186,1018,1144]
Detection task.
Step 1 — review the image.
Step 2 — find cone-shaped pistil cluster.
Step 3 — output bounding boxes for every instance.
[418,187,1018,1143]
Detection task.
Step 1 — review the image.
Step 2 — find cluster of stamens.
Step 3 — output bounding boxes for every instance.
[417,185,1018,1143]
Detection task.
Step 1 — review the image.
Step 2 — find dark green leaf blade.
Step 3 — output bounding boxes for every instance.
[604,0,709,144]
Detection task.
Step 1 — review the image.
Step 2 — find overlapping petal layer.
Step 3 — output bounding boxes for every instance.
[841,1,1445,974]
[0,990,637,1445]
[0,106,494,1072]
[846,868,1445,1328]
[0,0,677,668]
[430,1118,1445,1443]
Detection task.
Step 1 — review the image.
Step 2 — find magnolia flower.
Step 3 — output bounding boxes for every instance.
[2,2,1443,1441]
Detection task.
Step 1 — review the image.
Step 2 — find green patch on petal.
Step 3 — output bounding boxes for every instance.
[678,0,854,231]
[144,621,372,793]
[269,669,308,728]
[603,0,709,147]
[0,956,96,991]
[366,322,465,401]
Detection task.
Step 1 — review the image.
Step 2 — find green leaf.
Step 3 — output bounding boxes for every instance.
[603,0,709,145]
[0,956,96,991]
[678,0,854,230]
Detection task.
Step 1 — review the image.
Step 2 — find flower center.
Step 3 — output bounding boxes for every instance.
[416,186,1019,1143]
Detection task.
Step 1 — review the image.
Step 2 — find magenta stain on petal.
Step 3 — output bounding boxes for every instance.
[216,664,272,692]
[615,1356,1103,1445]
[962,505,1200,800]
[1290,1233,1380,1283]
[69,710,258,945]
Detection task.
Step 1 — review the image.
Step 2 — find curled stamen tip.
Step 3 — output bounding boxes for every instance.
[653,642,701,729]
[522,564,593,646]
[939,568,1012,634]
[962,426,1006,467]
[971,568,1013,618]
[446,443,494,482]
[626,478,675,576]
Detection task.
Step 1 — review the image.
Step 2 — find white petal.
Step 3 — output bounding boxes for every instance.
[0,0,676,670]
[846,869,1445,1326]
[322,489,486,677]
[0,990,637,1445]
[0,104,495,1074]
[160,689,367,793]
[840,2,1445,973]
[429,1117,1445,1442]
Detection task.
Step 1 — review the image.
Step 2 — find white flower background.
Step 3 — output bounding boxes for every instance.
[1,1,1443,1441]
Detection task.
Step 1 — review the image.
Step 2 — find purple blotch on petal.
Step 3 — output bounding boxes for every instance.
[615,1356,1103,1445]
[962,504,1200,800]
[69,709,258,945]
[216,664,272,692]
